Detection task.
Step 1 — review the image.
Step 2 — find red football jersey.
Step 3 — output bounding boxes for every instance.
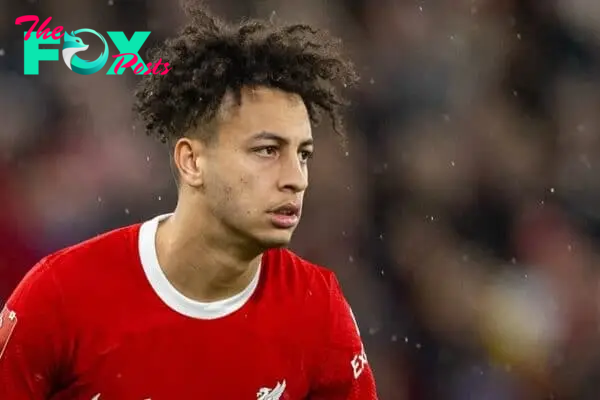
[0,214,378,399]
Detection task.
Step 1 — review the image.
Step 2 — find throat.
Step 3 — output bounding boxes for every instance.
[168,258,261,303]
[155,214,262,303]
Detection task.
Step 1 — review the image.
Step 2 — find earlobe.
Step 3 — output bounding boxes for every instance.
[173,138,204,187]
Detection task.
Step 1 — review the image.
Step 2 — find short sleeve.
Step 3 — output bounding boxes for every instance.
[309,273,379,399]
[0,258,70,399]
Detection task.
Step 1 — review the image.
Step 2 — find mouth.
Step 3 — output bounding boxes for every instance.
[268,203,301,229]
[270,203,300,217]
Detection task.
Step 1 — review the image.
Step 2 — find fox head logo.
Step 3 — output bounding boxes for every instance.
[62,29,109,75]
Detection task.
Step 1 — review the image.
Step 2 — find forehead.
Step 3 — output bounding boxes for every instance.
[216,86,312,142]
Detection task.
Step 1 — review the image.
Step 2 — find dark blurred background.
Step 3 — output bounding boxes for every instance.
[4,0,600,398]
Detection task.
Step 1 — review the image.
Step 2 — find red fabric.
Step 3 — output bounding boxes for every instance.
[0,222,378,399]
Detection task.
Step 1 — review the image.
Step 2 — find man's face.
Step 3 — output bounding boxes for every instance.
[201,86,313,248]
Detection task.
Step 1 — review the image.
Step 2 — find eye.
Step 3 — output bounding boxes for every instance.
[299,150,313,163]
[254,146,278,157]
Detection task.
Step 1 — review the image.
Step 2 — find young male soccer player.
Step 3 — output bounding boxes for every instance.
[0,3,378,399]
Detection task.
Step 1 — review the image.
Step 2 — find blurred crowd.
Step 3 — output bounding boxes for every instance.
[3,0,600,398]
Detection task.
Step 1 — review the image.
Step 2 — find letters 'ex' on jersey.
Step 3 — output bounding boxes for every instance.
[0,214,378,399]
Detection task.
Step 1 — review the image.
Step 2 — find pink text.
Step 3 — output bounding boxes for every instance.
[15,15,64,41]
[112,53,171,75]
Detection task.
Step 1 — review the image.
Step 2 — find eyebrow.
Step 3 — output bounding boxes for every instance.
[250,131,314,147]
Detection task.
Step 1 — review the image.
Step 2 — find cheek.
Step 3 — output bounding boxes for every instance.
[206,160,267,213]
[239,174,275,213]
[237,174,260,202]
[204,166,236,206]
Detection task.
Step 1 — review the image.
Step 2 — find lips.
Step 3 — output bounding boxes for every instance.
[270,203,300,216]
[268,203,301,229]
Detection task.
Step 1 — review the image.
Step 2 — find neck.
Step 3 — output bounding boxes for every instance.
[155,204,262,302]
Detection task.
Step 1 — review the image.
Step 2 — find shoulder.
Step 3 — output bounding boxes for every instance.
[0,225,141,385]
[37,223,140,277]
[263,248,339,294]
[48,223,140,265]
[9,223,141,305]
[264,249,364,352]
[261,248,351,322]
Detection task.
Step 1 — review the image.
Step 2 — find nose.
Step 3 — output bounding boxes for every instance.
[278,153,308,193]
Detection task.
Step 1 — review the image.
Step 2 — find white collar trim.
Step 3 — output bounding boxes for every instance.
[138,213,261,320]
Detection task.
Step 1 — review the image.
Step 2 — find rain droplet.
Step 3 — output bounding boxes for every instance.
[524,273,528,279]
[404,337,409,343]
[549,187,555,193]
[146,156,150,162]
[349,256,354,263]
[368,327,377,335]
[416,343,422,349]
[97,196,102,203]
[567,244,572,252]
[108,0,114,5]
[391,335,398,342]
[378,233,384,240]
[418,5,423,12]
[345,151,349,157]
[341,231,346,237]
[462,254,470,262]
[157,196,162,201]
[380,270,385,276]
[516,33,522,40]
[0,49,5,56]
[511,257,516,264]
[450,161,455,167]
[369,77,375,84]
[124,208,130,215]
[513,90,518,97]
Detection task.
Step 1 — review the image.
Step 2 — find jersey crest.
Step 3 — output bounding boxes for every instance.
[257,380,286,400]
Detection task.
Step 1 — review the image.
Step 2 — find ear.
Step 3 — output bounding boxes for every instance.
[173,137,206,188]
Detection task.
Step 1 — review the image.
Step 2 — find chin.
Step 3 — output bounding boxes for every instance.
[255,230,294,249]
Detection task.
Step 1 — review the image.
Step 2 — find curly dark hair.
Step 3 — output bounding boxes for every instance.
[133,1,359,147]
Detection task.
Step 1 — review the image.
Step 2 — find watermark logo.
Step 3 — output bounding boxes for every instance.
[15,15,171,75]
[62,29,109,75]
